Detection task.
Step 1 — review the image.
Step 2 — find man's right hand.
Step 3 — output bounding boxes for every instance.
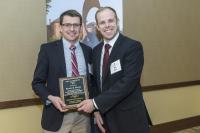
[94,111,106,133]
[48,95,69,112]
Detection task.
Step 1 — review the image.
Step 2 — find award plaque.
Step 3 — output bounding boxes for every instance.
[59,76,89,109]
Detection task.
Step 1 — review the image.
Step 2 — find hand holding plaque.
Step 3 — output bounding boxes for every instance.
[59,76,89,109]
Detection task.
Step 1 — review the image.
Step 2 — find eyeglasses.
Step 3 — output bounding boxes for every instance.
[61,23,81,29]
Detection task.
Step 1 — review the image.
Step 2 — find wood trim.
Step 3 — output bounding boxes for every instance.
[142,80,200,92]
[150,115,200,133]
[0,98,41,109]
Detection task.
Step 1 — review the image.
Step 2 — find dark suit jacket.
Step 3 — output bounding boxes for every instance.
[32,39,92,131]
[92,34,149,133]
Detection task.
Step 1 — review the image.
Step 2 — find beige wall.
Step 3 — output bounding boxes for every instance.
[0,0,46,101]
[0,106,43,133]
[144,85,200,124]
[124,0,200,86]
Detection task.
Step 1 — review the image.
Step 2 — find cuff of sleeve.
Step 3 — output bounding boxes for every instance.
[92,99,98,110]
[45,99,51,106]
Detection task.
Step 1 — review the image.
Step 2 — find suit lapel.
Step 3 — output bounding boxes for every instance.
[96,42,104,89]
[109,34,123,63]
[56,40,67,77]
[104,34,124,81]
[80,43,89,75]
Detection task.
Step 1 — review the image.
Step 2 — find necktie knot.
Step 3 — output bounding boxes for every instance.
[105,44,111,51]
[69,45,76,51]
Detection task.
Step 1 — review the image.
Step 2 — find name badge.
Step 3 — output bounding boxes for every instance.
[110,59,122,75]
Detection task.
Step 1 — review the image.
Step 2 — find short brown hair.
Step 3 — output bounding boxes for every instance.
[59,10,82,25]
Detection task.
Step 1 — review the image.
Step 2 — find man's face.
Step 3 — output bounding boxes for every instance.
[96,9,118,41]
[60,16,81,43]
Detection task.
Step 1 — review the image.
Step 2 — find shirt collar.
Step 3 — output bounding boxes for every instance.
[103,32,120,47]
[62,37,80,49]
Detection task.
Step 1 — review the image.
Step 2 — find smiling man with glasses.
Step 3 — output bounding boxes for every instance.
[32,10,93,133]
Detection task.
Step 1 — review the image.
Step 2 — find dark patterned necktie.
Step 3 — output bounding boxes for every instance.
[102,44,111,80]
[69,45,79,77]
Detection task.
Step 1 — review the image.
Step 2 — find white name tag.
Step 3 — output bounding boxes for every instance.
[110,59,122,75]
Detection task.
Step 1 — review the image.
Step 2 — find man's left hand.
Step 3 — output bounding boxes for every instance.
[77,99,95,113]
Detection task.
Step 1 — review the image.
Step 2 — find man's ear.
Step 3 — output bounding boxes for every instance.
[117,18,120,27]
[96,24,100,31]
[59,24,63,33]
[80,24,83,32]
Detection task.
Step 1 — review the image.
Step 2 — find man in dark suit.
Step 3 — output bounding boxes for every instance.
[32,10,93,133]
[77,7,150,133]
